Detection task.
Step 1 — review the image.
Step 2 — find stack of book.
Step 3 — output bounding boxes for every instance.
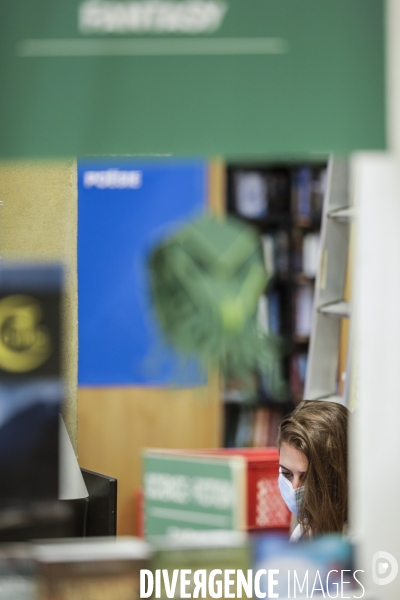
[225,405,285,449]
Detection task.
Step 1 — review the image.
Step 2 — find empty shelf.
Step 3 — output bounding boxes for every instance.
[318,300,350,317]
[328,206,356,220]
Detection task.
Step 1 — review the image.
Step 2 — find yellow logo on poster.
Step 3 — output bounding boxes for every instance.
[0,295,52,372]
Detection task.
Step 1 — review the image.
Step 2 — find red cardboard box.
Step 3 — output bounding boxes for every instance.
[195,447,290,532]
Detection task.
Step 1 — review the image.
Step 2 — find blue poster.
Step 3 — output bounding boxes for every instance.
[78,159,207,386]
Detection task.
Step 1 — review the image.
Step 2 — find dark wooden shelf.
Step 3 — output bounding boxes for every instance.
[293,335,310,345]
[293,273,316,285]
[292,215,322,229]
[234,214,292,229]
[223,159,326,447]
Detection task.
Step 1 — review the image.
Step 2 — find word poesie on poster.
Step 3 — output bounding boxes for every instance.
[83,169,142,189]
[140,568,365,599]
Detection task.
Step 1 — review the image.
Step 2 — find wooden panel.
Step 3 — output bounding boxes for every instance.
[208,158,226,218]
[78,378,221,535]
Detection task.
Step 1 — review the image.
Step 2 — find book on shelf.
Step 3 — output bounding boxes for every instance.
[257,288,289,337]
[261,231,289,279]
[292,228,303,272]
[261,235,274,278]
[232,168,291,219]
[268,291,281,335]
[292,167,312,218]
[302,232,321,278]
[234,407,255,448]
[252,406,284,448]
[292,230,321,278]
[252,406,270,447]
[289,351,308,400]
[291,166,326,220]
[294,284,314,339]
[276,231,289,274]
[233,171,267,219]
[268,406,282,447]
[311,166,327,215]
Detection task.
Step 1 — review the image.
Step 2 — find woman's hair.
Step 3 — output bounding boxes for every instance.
[277,400,349,536]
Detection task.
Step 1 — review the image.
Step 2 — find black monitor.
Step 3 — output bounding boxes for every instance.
[81,469,117,536]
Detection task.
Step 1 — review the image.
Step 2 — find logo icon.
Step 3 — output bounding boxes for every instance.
[0,295,52,373]
[372,551,398,586]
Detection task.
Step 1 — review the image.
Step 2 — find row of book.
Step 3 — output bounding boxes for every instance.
[225,162,325,447]
[231,166,326,221]
[261,231,289,277]
[294,284,314,339]
[261,231,321,280]
[292,231,321,278]
[0,531,356,600]
[257,292,288,336]
[291,166,327,220]
[257,284,314,339]
[224,404,285,449]
[223,349,309,448]
[233,169,289,219]
[289,351,308,400]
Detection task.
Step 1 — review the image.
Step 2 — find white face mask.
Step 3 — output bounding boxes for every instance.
[278,472,305,515]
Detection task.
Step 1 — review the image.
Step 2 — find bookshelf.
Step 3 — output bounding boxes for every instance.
[223,161,327,448]
[304,158,353,405]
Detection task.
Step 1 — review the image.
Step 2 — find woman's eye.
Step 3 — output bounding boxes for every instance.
[282,472,292,480]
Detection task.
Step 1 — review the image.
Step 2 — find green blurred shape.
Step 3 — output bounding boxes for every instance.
[149,215,289,400]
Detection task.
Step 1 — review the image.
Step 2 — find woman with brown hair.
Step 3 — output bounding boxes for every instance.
[277,400,349,541]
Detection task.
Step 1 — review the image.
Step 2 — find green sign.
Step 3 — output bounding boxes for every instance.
[143,451,246,536]
[0,0,385,157]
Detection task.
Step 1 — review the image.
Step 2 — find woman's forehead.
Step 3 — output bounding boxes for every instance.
[279,441,308,473]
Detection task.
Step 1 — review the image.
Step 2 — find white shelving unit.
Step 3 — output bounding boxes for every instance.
[304,157,354,405]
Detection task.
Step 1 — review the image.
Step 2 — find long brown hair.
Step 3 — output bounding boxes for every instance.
[277,400,349,536]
